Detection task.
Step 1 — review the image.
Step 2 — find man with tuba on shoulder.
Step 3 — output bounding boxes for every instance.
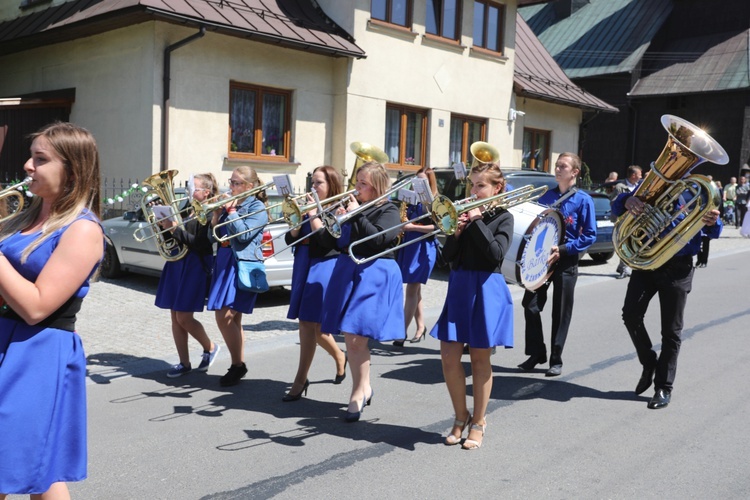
[611,179,722,410]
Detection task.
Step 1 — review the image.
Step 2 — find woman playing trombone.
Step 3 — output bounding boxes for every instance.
[320,161,404,422]
[394,166,440,347]
[155,173,221,378]
[430,161,514,450]
[207,166,268,387]
[282,166,348,401]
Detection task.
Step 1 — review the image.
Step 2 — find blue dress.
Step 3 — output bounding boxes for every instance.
[155,252,212,312]
[286,218,312,320]
[0,213,101,494]
[320,203,404,341]
[396,203,439,284]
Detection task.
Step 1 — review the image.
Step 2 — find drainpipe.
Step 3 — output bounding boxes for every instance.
[161,26,206,171]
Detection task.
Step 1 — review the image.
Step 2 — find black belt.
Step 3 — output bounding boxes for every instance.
[0,296,83,332]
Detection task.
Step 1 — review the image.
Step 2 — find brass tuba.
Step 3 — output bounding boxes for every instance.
[348,142,389,190]
[470,141,500,167]
[137,170,189,262]
[0,177,32,224]
[613,115,729,270]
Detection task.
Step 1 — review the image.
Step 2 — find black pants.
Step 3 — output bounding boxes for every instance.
[522,254,579,365]
[696,236,710,265]
[622,255,694,391]
[736,201,748,229]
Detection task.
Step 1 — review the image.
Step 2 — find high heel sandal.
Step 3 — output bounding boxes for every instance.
[334,354,348,385]
[393,335,408,347]
[282,379,309,402]
[444,412,471,446]
[461,420,487,450]
[410,326,427,343]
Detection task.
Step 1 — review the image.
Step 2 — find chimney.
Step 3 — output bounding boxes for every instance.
[553,0,590,19]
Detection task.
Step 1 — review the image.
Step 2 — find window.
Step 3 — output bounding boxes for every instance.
[426,0,461,40]
[229,82,291,161]
[449,115,486,165]
[371,0,412,27]
[473,1,505,53]
[385,104,427,168]
[522,128,551,172]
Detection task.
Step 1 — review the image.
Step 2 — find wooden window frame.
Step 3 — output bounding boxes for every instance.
[370,0,413,29]
[522,127,551,172]
[228,81,292,162]
[473,0,505,54]
[385,103,428,171]
[425,0,462,41]
[450,114,487,165]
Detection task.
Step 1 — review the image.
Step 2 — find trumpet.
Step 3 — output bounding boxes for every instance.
[0,177,32,224]
[321,178,413,238]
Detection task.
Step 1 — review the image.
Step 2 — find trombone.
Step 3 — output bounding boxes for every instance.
[321,178,413,238]
[347,184,549,264]
[192,181,276,226]
[0,177,32,224]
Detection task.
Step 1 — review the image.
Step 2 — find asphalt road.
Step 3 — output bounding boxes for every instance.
[10,228,750,499]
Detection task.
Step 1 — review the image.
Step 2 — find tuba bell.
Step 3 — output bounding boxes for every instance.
[613,115,729,270]
[137,170,189,262]
[347,142,389,190]
[470,141,500,167]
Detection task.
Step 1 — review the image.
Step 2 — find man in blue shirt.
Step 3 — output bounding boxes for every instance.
[611,184,722,409]
[519,153,597,377]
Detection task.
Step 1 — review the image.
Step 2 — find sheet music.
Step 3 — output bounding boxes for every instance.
[273,175,294,197]
[151,205,178,223]
[411,178,434,205]
[397,188,418,205]
[452,162,467,180]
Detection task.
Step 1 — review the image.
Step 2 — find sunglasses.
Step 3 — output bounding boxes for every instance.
[228,179,246,187]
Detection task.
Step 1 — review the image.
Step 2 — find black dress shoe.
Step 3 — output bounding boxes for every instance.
[635,365,656,395]
[518,353,548,371]
[647,388,671,409]
[545,364,562,377]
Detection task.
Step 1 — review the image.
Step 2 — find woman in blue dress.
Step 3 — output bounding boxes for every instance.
[320,161,404,422]
[207,166,268,387]
[430,161,514,450]
[155,173,221,378]
[0,122,104,497]
[394,166,439,346]
[282,166,347,401]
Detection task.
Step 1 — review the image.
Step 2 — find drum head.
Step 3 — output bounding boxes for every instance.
[516,209,564,290]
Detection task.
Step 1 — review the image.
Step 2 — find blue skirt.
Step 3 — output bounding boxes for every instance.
[320,255,404,341]
[397,233,438,284]
[207,246,258,314]
[286,245,311,320]
[430,269,514,349]
[298,256,338,323]
[0,319,87,494]
[154,252,212,312]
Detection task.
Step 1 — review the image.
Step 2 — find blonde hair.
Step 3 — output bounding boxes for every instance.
[357,161,391,201]
[194,173,219,199]
[234,166,267,204]
[0,122,101,262]
[557,152,581,172]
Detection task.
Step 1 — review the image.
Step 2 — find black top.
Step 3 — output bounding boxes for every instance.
[170,217,213,257]
[285,217,340,259]
[348,201,401,260]
[442,208,514,273]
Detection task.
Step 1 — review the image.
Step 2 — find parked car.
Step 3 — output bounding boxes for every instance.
[100,188,295,286]
[585,190,616,262]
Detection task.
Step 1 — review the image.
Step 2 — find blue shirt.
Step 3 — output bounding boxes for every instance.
[611,189,722,257]
[539,187,596,256]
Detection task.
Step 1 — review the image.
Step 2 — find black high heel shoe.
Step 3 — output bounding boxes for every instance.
[393,335,407,348]
[282,379,309,402]
[344,389,373,422]
[334,355,347,385]
[410,326,427,343]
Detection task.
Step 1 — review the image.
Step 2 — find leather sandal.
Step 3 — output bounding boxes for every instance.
[461,420,487,450]
[444,412,471,446]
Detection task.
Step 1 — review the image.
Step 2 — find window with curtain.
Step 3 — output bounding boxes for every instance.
[522,128,551,172]
[449,115,487,165]
[229,82,291,160]
[371,0,412,27]
[472,1,504,53]
[385,103,427,168]
[426,0,461,40]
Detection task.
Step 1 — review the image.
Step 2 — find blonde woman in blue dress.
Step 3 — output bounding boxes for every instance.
[0,122,104,497]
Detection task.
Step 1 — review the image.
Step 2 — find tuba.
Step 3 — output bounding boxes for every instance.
[348,142,389,190]
[0,177,32,224]
[470,141,500,167]
[138,170,189,262]
[613,115,729,270]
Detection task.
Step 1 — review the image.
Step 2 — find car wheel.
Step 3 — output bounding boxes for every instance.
[590,251,614,262]
[100,239,124,278]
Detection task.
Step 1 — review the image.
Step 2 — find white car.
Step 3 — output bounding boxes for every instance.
[100,188,295,287]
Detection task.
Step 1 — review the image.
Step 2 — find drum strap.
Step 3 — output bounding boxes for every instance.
[549,187,577,209]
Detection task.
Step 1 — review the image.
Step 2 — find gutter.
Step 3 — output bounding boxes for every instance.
[161,26,206,171]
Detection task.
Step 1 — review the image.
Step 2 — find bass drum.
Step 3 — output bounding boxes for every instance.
[501,202,564,291]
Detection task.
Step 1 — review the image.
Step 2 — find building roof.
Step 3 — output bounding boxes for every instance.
[514,15,617,112]
[0,0,365,58]
[629,29,750,96]
[520,0,673,78]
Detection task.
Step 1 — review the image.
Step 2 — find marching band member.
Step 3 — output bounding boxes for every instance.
[519,153,596,377]
[0,122,104,496]
[320,161,404,422]
[207,166,268,387]
[394,166,440,347]
[156,173,221,378]
[282,166,347,401]
[430,161,514,450]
